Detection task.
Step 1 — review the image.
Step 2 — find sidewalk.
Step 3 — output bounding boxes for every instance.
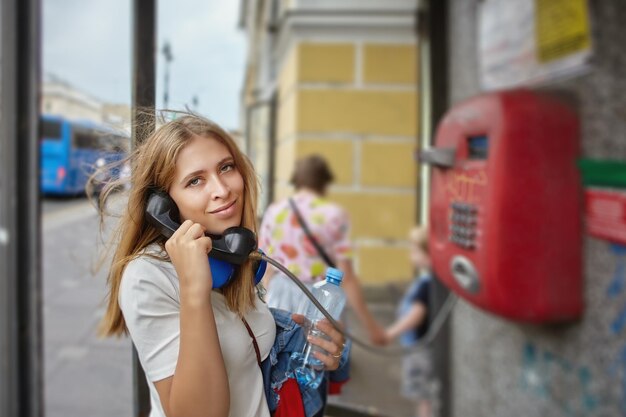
[43,199,133,417]
[327,285,415,417]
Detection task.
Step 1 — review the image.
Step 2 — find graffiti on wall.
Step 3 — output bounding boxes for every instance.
[519,243,626,415]
[606,243,626,413]
[520,342,598,416]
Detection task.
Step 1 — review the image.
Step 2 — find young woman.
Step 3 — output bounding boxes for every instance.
[259,154,386,346]
[98,115,345,417]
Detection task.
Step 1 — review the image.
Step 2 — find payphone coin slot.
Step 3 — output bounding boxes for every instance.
[450,255,480,293]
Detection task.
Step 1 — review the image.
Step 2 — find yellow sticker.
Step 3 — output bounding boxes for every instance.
[535,0,591,63]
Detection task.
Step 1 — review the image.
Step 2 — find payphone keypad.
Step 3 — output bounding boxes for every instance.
[449,201,477,249]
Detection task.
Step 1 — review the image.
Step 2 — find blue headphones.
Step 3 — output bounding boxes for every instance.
[209,250,267,289]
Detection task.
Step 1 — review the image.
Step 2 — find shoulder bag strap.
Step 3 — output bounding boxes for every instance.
[241,317,262,368]
[288,197,336,268]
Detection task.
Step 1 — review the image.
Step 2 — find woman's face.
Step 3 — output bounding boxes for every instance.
[168,134,244,235]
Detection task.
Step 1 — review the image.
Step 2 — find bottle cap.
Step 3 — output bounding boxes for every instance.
[326,267,344,284]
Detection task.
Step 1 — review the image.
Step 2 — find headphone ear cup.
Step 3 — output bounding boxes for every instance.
[209,250,266,289]
[209,257,235,289]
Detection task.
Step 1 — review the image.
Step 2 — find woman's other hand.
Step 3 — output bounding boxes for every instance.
[292,314,346,371]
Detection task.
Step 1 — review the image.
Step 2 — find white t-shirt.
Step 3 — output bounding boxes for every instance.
[119,248,276,417]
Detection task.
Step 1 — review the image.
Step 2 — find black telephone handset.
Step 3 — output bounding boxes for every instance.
[145,190,257,265]
[145,190,265,288]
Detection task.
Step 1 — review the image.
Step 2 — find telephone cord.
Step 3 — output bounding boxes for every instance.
[256,253,458,357]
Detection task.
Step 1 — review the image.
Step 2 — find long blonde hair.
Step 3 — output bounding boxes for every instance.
[99,114,259,337]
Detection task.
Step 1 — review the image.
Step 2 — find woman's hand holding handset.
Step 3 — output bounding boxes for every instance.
[292,314,346,371]
[158,220,231,417]
[165,220,214,305]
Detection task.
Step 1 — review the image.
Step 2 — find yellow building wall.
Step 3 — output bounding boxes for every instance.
[274,41,419,285]
[298,43,355,83]
[330,193,416,241]
[360,246,415,283]
[360,141,417,187]
[277,46,299,142]
[297,89,417,136]
[275,138,295,183]
[363,44,417,84]
[278,45,299,104]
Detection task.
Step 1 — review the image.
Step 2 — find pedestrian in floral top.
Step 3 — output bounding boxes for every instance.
[259,154,386,346]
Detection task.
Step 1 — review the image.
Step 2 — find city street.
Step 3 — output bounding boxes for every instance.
[42,196,414,417]
[43,196,133,417]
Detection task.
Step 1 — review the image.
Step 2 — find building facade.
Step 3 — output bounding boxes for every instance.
[241,0,420,284]
[42,73,131,134]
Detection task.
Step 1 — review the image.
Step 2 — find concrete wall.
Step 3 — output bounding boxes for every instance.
[446,1,626,416]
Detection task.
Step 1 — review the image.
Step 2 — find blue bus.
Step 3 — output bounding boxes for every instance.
[40,115,129,196]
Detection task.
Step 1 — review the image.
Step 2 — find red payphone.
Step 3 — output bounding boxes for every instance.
[422,89,582,322]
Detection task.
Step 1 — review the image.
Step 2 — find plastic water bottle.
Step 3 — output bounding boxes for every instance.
[292,267,346,389]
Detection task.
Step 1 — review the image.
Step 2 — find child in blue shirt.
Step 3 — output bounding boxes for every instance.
[385,226,435,417]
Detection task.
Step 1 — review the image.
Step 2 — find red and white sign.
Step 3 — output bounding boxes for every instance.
[585,188,626,244]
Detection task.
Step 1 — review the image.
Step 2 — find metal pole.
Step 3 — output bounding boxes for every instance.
[417,0,432,227]
[421,1,452,416]
[0,0,43,415]
[132,0,156,148]
[132,1,156,416]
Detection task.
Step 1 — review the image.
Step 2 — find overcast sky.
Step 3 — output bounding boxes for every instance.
[43,0,246,130]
